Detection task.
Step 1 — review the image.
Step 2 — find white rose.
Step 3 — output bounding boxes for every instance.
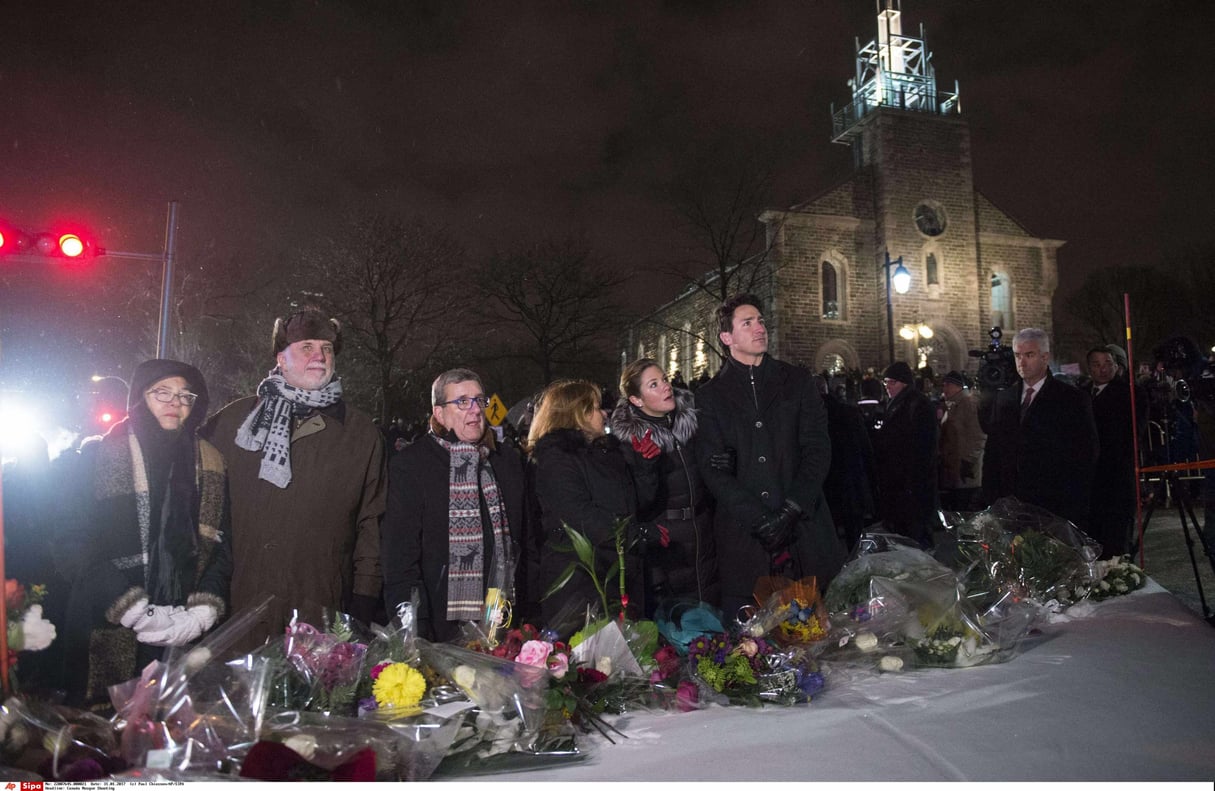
[879,655,903,672]
[20,605,56,652]
[452,664,477,691]
[284,734,318,761]
[595,656,613,676]
[855,632,879,652]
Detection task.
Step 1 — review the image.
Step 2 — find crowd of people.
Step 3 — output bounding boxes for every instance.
[1,297,1188,708]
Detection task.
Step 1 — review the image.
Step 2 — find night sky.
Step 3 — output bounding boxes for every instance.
[3,1,1213,338]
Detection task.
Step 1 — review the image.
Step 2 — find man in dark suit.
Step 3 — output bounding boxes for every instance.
[1086,347,1143,558]
[695,294,847,616]
[980,328,1098,529]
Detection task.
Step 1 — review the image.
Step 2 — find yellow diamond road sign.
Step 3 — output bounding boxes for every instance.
[484,393,508,427]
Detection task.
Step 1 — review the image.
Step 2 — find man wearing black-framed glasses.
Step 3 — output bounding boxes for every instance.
[381,368,526,643]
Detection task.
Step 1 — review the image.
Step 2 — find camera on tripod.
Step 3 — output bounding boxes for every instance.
[968,327,1018,391]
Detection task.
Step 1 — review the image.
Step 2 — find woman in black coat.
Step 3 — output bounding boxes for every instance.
[611,359,719,611]
[57,359,231,707]
[526,379,657,626]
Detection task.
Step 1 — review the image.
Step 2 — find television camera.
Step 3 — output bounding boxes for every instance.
[968,327,1018,391]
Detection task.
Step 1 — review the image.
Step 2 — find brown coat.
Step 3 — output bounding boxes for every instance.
[202,396,385,650]
[939,389,985,490]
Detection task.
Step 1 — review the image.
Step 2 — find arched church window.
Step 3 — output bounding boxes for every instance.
[926,253,939,286]
[822,261,840,319]
[990,272,1012,330]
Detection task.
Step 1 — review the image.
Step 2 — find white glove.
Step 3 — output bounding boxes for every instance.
[136,604,217,647]
[119,599,181,632]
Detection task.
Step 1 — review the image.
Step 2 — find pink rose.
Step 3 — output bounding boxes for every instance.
[515,640,553,669]
[738,639,758,658]
[548,652,569,679]
[675,680,699,712]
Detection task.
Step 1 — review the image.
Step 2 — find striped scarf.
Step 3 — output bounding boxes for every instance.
[234,367,343,488]
[431,433,511,621]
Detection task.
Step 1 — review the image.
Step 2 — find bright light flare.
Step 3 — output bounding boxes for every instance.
[58,233,85,257]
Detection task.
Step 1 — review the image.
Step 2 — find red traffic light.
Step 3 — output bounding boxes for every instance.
[0,220,95,260]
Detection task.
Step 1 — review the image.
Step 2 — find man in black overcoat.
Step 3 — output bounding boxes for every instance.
[980,328,1098,529]
[872,361,940,547]
[1087,347,1147,557]
[695,294,847,617]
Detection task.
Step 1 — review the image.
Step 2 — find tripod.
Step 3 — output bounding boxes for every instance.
[1138,461,1215,624]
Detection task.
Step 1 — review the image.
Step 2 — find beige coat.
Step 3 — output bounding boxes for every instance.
[939,389,986,489]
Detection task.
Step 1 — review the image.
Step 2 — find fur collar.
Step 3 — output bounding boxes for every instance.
[609,388,697,452]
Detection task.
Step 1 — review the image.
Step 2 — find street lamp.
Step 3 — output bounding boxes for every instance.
[883,252,912,365]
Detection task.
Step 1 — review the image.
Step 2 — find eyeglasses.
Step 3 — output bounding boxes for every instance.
[440,395,489,411]
[147,388,198,406]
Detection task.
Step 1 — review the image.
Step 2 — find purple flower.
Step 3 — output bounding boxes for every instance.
[358,696,378,712]
[796,669,825,697]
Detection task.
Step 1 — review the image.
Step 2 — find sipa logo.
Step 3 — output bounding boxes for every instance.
[21,783,44,791]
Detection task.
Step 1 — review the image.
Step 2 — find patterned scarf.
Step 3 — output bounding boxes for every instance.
[234,367,343,488]
[431,432,511,621]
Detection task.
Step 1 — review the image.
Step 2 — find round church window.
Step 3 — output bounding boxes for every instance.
[914,202,947,237]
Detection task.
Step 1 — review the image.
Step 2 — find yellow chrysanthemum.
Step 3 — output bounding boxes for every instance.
[372,662,427,709]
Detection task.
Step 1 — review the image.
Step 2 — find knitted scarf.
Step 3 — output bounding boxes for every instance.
[234,367,343,488]
[431,433,511,621]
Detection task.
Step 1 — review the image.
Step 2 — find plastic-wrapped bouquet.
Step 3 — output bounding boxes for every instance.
[4,580,56,690]
[687,631,823,706]
[261,608,369,716]
[946,498,1100,610]
[742,577,831,650]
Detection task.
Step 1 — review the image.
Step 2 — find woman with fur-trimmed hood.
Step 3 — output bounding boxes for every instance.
[57,359,231,708]
[611,359,719,610]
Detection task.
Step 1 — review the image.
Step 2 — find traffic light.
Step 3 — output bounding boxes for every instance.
[0,220,97,260]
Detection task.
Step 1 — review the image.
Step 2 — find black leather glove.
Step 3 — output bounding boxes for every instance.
[709,447,737,475]
[634,521,671,551]
[750,500,802,554]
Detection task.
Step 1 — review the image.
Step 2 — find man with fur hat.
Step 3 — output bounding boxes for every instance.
[381,368,526,642]
[58,359,231,706]
[938,370,986,512]
[872,361,941,546]
[203,308,386,648]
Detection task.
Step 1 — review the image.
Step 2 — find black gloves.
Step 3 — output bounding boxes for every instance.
[708,447,737,475]
[635,521,671,551]
[750,500,802,554]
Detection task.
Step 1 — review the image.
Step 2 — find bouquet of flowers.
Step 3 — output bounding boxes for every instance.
[1088,555,1147,601]
[261,609,369,716]
[820,533,1039,671]
[687,631,823,706]
[945,498,1100,610]
[742,577,831,650]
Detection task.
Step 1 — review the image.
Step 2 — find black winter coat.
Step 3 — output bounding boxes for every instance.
[527,429,649,625]
[611,389,719,609]
[1089,379,1146,557]
[694,355,846,614]
[872,385,940,545]
[981,373,1098,528]
[381,432,526,643]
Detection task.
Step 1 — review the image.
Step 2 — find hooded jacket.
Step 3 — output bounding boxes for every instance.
[58,359,231,707]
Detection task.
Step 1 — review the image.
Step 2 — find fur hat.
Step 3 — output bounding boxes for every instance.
[272,309,342,356]
[942,370,967,388]
[882,361,915,385]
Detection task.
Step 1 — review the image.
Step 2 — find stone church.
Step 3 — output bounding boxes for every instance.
[625,2,1061,383]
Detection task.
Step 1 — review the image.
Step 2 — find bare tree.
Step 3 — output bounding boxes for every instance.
[1063,265,1187,362]
[475,238,629,385]
[297,215,466,422]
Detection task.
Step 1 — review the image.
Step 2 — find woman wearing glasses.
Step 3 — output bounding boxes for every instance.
[58,359,231,707]
[525,379,660,626]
